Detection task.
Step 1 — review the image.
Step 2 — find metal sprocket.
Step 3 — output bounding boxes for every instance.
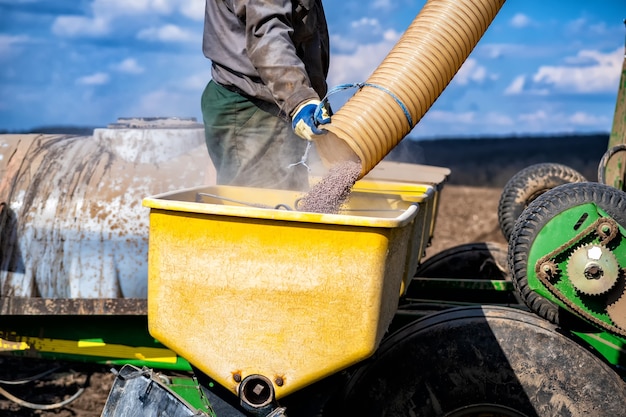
[537,260,559,281]
[566,244,620,296]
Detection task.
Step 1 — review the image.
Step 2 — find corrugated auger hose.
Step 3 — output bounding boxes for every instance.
[314,0,507,179]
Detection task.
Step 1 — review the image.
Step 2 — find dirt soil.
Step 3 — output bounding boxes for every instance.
[0,184,507,417]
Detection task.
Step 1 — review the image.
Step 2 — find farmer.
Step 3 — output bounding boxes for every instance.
[201,0,331,190]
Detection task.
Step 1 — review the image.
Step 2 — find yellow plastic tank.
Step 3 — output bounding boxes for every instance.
[143,181,433,398]
[362,161,451,265]
[350,178,436,293]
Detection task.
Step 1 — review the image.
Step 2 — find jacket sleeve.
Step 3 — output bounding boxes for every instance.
[231,0,320,117]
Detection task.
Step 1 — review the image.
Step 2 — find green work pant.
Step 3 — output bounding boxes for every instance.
[201,80,309,191]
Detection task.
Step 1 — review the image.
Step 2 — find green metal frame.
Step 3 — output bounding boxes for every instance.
[0,314,191,371]
[524,203,626,370]
[0,312,215,412]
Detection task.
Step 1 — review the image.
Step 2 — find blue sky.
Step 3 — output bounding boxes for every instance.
[1,0,625,138]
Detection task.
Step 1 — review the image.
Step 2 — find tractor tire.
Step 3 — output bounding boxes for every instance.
[498,163,586,242]
[329,306,626,417]
[597,144,626,188]
[508,182,626,325]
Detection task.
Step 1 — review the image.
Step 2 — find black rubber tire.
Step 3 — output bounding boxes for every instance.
[329,306,626,417]
[597,144,626,188]
[498,163,586,242]
[508,182,626,325]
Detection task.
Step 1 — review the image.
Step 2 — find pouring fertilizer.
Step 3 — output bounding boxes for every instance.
[298,160,362,214]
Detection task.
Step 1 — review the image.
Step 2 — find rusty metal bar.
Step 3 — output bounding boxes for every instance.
[0,298,147,315]
[606,20,626,190]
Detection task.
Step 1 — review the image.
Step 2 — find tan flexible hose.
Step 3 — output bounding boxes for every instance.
[315,0,506,178]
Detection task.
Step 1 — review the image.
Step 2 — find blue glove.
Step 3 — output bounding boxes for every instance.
[291,99,331,140]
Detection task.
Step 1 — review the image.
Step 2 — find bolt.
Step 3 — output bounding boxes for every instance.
[252,383,265,396]
[584,262,604,280]
[233,373,242,383]
[275,377,284,387]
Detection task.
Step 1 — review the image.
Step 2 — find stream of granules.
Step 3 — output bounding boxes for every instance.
[299,160,362,214]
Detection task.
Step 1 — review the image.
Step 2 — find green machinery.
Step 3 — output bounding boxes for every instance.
[1,9,626,417]
[501,22,626,376]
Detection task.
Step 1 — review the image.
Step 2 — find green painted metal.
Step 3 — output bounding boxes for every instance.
[2,350,192,372]
[573,331,626,369]
[0,313,217,413]
[404,277,519,306]
[527,203,626,328]
[410,278,514,292]
[526,202,626,368]
[0,315,192,372]
[606,21,626,191]
[167,376,216,416]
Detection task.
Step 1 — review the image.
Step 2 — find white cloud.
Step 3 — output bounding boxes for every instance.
[426,110,476,124]
[92,0,175,17]
[91,0,204,19]
[76,72,110,85]
[112,58,145,74]
[479,43,509,59]
[180,71,212,91]
[52,15,110,37]
[330,34,359,54]
[344,17,391,45]
[137,24,196,42]
[180,0,204,21]
[0,34,29,59]
[132,89,200,118]
[484,112,515,127]
[371,0,393,10]
[412,109,515,136]
[518,110,548,124]
[327,32,400,86]
[504,75,525,95]
[417,106,607,136]
[382,29,399,42]
[351,18,381,30]
[510,13,531,29]
[518,109,610,131]
[564,49,618,66]
[52,0,202,38]
[568,111,609,127]
[424,109,513,127]
[478,42,554,60]
[454,58,493,86]
[565,17,620,38]
[532,47,622,93]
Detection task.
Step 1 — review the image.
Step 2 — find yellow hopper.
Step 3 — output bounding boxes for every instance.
[143,180,434,399]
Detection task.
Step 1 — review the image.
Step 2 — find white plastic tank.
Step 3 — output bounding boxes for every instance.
[0,117,215,299]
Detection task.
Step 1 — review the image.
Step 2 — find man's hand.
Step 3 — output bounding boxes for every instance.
[291,99,331,140]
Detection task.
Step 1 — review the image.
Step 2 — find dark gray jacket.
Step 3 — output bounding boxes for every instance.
[203,0,329,118]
